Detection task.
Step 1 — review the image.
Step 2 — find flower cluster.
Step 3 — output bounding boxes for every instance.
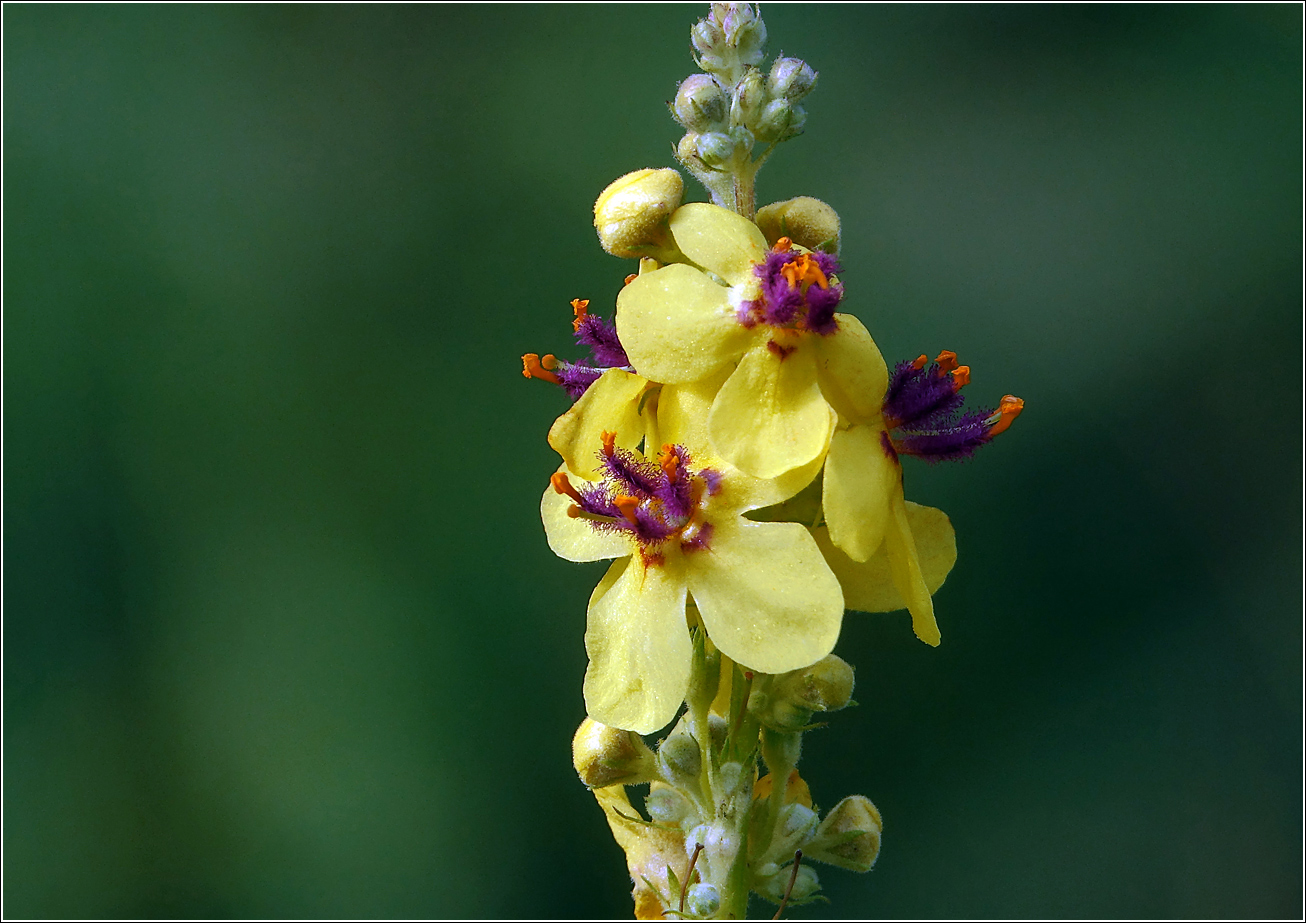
[523,5,1023,917]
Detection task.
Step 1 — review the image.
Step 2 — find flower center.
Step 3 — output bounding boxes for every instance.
[552,435,723,563]
[880,350,1024,462]
[736,237,844,336]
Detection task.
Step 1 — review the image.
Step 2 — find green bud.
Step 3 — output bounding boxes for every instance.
[687,883,721,916]
[572,717,658,788]
[646,785,694,824]
[751,655,855,731]
[805,795,883,873]
[658,732,702,785]
[732,70,767,125]
[753,99,806,143]
[674,75,728,132]
[767,802,819,859]
[756,196,842,254]
[720,3,767,67]
[593,168,684,259]
[767,57,818,101]
[695,130,736,167]
[756,862,820,903]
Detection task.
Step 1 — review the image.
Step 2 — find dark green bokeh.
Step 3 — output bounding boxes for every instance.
[5,4,1301,918]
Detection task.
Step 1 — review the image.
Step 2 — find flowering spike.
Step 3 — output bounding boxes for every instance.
[985,395,1025,437]
[522,353,562,385]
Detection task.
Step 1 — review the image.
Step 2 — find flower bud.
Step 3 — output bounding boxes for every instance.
[695,130,736,168]
[646,785,694,824]
[768,57,818,101]
[751,655,855,731]
[732,70,767,125]
[572,717,658,788]
[756,862,820,903]
[658,732,702,786]
[805,795,883,873]
[755,196,842,254]
[719,3,767,67]
[593,168,684,259]
[686,883,721,916]
[753,99,806,143]
[673,75,727,131]
[691,20,727,73]
[768,802,819,858]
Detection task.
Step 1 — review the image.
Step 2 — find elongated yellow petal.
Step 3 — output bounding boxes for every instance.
[884,496,952,645]
[688,518,844,674]
[617,264,752,384]
[668,202,769,286]
[548,369,648,480]
[813,313,890,424]
[708,340,834,479]
[813,502,956,616]
[823,422,896,562]
[584,556,693,734]
[655,367,732,452]
[541,467,630,562]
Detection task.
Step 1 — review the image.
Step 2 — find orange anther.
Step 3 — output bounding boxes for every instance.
[774,236,793,252]
[613,494,641,526]
[986,395,1025,437]
[951,365,971,389]
[570,298,590,332]
[522,353,561,385]
[551,471,584,503]
[934,350,958,374]
[600,430,617,458]
[658,444,680,483]
[780,253,829,292]
[911,354,928,370]
[624,273,638,285]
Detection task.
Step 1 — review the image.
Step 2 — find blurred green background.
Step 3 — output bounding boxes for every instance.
[5,4,1301,919]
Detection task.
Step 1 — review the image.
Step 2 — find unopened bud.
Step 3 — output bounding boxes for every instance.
[658,732,702,785]
[686,882,721,916]
[572,717,658,788]
[756,196,842,254]
[695,130,736,168]
[718,3,766,67]
[646,785,694,824]
[767,802,819,858]
[753,99,806,143]
[593,168,684,259]
[674,75,728,131]
[805,795,883,873]
[768,57,818,101]
[756,862,820,903]
[732,70,767,125]
[751,655,855,731]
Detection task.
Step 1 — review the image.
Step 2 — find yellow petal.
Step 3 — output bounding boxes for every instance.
[815,500,955,645]
[655,366,733,452]
[813,313,889,424]
[668,202,769,286]
[592,786,685,919]
[708,340,834,479]
[541,466,630,562]
[813,501,955,616]
[617,263,752,384]
[822,422,896,562]
[584,556,692,734]
[687,518,844,674]
[548,369,648,480]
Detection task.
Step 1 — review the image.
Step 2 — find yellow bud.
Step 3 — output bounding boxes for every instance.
[751,654,855,731]
[593,168,684,259]
[573,717,658,788]
[755,196,841,255]
[805,795,883,873]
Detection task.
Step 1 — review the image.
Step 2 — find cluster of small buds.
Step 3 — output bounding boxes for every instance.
[671,3,817,217]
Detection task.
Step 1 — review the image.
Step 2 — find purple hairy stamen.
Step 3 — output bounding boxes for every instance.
[884,355,1001,463]
[737,247,844,334]
[575,443,719,553]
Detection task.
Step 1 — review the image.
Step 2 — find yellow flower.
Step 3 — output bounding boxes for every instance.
[616,203,889,480]
[818,350,1024,645]
[541,374,843,734]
